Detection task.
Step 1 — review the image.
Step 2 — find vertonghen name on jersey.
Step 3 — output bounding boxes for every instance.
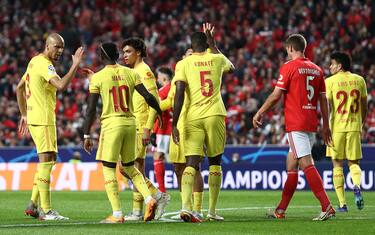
[298,68,320,76]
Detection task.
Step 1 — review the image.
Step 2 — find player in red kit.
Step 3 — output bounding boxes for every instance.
[152,67,173,194]
[253,34,335,221]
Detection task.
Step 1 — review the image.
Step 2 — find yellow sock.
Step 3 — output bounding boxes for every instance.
[181,167,196,211]
[193,192,203,213]
[103,166,121,212]
[180,192,184,208]
[208,165,222,215]
[132,192,144,214]
[349,164,362,187]
[122,166,151,213]
[37,162,54,213]
[333,167,346,207]
[144,177,159,197]
[31,171,39,205]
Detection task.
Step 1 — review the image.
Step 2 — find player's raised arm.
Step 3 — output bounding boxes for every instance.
[135,83,163,129]
[172,81,186,144]
[49,47,84,91]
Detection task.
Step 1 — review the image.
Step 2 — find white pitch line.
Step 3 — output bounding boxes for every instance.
[1,205,374,228]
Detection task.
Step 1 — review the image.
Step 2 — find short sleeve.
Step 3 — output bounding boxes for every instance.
[89,74,100,94]
[275,64,291,91]
[41,62,59,82]
[134,72,142,86]
[325,78,333,100]
[319,73,326,94]
[173,60,187,83]
[221,54,232,72]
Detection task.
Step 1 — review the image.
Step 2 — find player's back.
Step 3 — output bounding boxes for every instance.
[89,64,141,129]
[174,52,231,122]
[277,57,325,132]
[22,54,58,125]
[326,71,367,132]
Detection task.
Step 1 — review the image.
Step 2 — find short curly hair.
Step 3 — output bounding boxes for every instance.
[122,37,147,58]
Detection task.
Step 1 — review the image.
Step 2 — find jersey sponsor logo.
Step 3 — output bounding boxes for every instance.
[146,71,152,77]
[48,65,56,75]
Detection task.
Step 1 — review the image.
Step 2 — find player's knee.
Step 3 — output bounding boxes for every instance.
[186,156,201,170]
[348,160,360,167]
[102,161,116,168]
[121,165,139,179]
[208,154,222,166]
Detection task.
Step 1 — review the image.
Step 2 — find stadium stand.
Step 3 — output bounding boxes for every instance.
[0,0,374,146]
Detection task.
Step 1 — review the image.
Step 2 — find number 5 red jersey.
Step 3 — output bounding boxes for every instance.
[275,57,326,132]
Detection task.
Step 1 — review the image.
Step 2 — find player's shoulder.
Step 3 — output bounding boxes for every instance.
[350,72,365,81]
[175,59,186,70]
[137,61,154,78]
[31,54,51,66]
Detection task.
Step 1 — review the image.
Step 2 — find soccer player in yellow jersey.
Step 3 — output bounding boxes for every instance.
[122,37,170,220]
[16,33,84,220]
[325,51,367,212]
[82,42,163,223]
[159,50,204,220]
[172,23,234,222]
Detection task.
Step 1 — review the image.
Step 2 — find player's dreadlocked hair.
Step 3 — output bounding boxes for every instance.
[122,37,147,57]
[100,42,119,62]
[330,51,352,72]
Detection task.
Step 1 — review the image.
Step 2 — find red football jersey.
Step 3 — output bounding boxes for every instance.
[154,83,172,135]
[275,57,325,132]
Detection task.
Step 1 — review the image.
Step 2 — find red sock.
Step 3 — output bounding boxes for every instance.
[154,159,166,193]
[277,170,298,211]
[304,165,330,211]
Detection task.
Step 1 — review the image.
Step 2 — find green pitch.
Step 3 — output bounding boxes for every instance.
[0,190,374,234]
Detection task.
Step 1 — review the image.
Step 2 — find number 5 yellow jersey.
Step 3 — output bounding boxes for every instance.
[173,52,232,121]
[89,64,142,129]
[325,71,367,132]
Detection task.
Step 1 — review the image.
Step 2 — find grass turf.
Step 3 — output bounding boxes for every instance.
[0,190,374,234]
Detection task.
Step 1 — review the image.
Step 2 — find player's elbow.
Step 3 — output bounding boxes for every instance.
[56,83,67,91]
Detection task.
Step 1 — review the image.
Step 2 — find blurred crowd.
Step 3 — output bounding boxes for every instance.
[0,0,374,147]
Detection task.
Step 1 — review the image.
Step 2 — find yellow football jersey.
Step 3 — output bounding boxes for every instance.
[325,71,367,132]
[132,61,159,130]
[21,54,59,125]
[161,78,190,131]
[89,64,142,129]
[173,52,231,121]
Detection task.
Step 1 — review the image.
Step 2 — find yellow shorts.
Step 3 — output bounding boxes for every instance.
[136,133,147,159]
[28,125,57,153]
[326,131,362,160]
[96,125,136,164]
[184,115,226,157]
[169,133,185,163]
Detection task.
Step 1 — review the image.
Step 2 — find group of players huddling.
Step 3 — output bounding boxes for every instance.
[16,22,366,223]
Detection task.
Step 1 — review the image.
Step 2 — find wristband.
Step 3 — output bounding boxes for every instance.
[83,134,91,139]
